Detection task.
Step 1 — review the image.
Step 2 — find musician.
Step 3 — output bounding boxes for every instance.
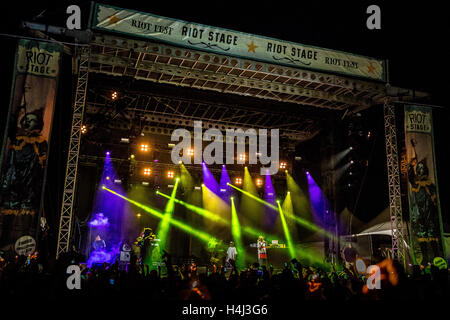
[93,235,106,251]
[135,228,156,265]
[257,236,268,267]
[226,241,237,268]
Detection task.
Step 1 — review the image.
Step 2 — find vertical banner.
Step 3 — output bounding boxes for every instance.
[404,105,445,265]
[0,39,62,255]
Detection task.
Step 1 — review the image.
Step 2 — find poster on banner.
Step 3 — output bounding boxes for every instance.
[404,105,445,265]
[0,39,62,254]
[91,3,385,81]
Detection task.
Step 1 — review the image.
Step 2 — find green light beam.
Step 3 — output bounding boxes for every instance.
[231,197,245,269]
[277,200,296,259]
[102,186,215,244]
[228,183,336,240]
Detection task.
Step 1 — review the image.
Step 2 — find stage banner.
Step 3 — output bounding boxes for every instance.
[404,105,445,265]
[92,3,385,81]
[0,39,62,255]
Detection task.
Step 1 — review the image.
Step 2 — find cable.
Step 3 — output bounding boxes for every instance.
[0,32,89,47]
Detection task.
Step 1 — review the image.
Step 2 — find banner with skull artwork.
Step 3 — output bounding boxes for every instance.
[404,105,445,265]
[0,39,61,255]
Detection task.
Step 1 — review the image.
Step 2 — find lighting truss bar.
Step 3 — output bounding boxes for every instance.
[56,46,90,258]
[383,97,407,266]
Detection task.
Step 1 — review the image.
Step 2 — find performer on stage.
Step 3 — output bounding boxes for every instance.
[93,235,106,251]
[257,236,268,267]
[226,241,237,269]
[135,228,156,266]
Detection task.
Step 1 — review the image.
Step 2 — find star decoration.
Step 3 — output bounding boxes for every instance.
[367,63,375,73]
[246,41,258,53]
[109,15,121,25]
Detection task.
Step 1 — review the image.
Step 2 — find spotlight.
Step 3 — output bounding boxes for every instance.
[201,183,205,187]
[350,160,354,164]
[120,138,130,143]
[234,177,242,185]
[256,178,263,187]
[168,143,175,148]
[349,172,353,176]
[114,179,122,184]
[106,176,110,180]
[349,146,353,150]
[101,185,106,189]
[306,171,310,175]
[287,191,290,194]
[168,184,174,188]
[136,213,141,218]
[238,153,246,162]
[106,151,110,156]
[176,177,180,181]
[230,196,234,200]
[276,199,280,203]
[130,154,135,159]
[194,186,201,190]
[279,161,287,169]
[140,144,150,152]
[294,156,302,161]
[81,125,87,134]
[143,168,151,176]
[220,188,226,193]
[142,181,149,186]
[111,91,118,100]
[187,148,194,156]
[167,171,174,178]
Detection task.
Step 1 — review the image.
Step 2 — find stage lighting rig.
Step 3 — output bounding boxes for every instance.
[167,171,175,178]
[140,144,150,152]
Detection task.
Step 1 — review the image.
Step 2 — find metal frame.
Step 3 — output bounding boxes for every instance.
[56,45,90,258]
[383,97,407,264]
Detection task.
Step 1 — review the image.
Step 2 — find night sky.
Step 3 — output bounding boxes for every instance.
[1,1,449,231]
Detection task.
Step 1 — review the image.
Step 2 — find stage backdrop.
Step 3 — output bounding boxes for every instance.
[0,39,62,256]
[404,105,445,265]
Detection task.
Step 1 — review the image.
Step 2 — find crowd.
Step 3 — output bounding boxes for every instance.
[0,250,448,301]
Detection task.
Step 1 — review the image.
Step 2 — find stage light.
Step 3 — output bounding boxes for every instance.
[140,144,150,152]
[234,177,242,185]
[106,176,110,180]
[279,161,287,169]
[220,188,227,193]
[287,191,290,194]
[194,186,201,190]
[111,91,118,100]
[238,153,246,162]
[106,151,110,156]
[168,184,174,188]
[81,125,87,134]
[114,179,122,184]
[187,148,194,156]
[349,146,353,150]
[136,213,141,218]
[120,138,130,143]
[167,171,175,178]
[168,143,175,148]
[294,156,302,161]
[143,168,151,176]
[349,172,353,175]
[130,154,135,159]
[256,178,263,187]
[201,183,205,187]
[142,181,149,186]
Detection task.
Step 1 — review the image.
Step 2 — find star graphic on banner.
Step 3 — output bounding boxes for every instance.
[246,41,258,53]
[367,63,375,73]
[109,15,121,25]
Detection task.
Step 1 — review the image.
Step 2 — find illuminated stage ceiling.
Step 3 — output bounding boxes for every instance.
[84,32,390,146]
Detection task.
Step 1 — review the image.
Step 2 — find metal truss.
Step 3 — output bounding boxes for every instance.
[56,46,90,258]
[383,98,407,265]
[89,33,387,111]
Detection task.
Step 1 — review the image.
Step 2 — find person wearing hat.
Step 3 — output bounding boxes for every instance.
[226,241,237,268]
